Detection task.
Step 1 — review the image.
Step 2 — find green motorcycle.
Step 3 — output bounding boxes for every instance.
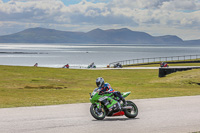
[89,88,138,120]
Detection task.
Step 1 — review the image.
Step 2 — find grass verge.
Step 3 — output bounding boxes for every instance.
[0,65,200,108]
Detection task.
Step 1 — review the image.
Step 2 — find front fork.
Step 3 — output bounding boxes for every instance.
[96,102,101,110]
[96,102,104,113]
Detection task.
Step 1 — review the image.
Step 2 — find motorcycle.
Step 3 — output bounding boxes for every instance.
[114,63,123,68]
[89,88,138,120]
[88,65,96,68]
[160,62,169,67]
[88,62,96,68]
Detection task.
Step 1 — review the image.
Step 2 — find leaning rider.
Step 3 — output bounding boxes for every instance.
[96,77,126,106]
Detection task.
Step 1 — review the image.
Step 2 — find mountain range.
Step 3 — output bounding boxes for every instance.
[0,27,199,44]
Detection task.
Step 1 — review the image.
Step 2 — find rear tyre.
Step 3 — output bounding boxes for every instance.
[90,104,106,120]
[124,101,138,118]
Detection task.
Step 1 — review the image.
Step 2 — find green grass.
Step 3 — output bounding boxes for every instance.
[0,65,200,108]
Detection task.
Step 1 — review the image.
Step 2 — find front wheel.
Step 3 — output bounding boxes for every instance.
[90,104,106,120]
[124,101,138,118]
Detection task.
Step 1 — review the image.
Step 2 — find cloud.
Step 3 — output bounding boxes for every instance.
[0,0,66,22]
[0,0,200,39]
[109,0,200,27]
[111,0,200,10]
[0,0,139,26]
[160,0,200,11]
[110,0,170,9]
[0,0,199,26]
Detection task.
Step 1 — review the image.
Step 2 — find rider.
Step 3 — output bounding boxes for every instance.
[96,77,126,106]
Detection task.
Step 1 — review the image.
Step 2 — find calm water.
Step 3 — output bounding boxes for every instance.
[0,43,199,68]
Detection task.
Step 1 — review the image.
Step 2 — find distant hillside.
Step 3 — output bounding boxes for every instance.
[0,27,85,43]
[0,27,198,44]
[183,39,200,45]
[85,28,156,44]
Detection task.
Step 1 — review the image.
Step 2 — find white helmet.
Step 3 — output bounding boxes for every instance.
[96,77,104,87]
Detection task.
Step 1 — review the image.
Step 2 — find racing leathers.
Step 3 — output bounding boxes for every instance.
[98,83,126,106]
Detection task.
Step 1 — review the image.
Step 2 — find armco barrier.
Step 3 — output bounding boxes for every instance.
[159,67,200,77]
[109,55,200,67]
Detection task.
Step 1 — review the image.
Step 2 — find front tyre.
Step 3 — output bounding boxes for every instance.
[124,101,138,118]
[90,104,106,120]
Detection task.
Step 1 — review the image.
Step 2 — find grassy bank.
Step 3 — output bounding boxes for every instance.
[0,65,200,108]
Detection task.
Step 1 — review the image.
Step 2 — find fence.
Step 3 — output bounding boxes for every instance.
[109,55,200,67]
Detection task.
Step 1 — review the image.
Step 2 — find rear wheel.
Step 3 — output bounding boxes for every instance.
[124,101,138,118]
[90,104,106,120]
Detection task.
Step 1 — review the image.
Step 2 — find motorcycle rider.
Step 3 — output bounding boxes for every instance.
[96,77,127,106]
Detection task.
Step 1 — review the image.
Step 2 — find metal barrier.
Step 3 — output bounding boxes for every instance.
[109,55,200,67]
[159,67,200,77]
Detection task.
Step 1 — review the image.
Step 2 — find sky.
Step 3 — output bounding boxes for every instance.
[0,0,200,40]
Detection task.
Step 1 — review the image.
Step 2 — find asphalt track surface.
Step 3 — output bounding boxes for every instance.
[1,96,200,133]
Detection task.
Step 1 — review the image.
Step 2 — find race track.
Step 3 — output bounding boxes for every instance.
[1,96,200,133]
[89,66,200,70]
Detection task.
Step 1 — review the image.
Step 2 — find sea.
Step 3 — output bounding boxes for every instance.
[0,43,200,68]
